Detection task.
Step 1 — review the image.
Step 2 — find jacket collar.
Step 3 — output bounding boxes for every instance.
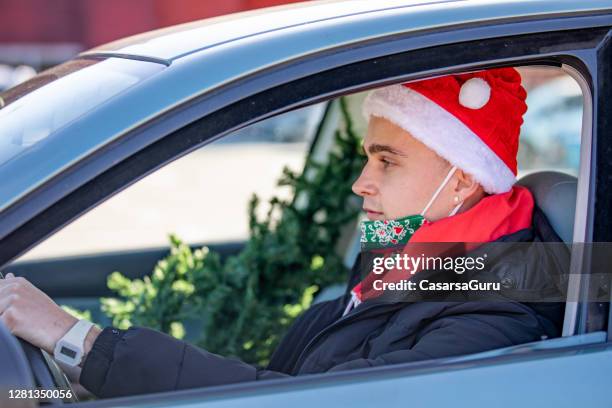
[411,184,534,244]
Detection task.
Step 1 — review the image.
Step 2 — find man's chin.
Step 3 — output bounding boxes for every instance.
[365,212,386,221]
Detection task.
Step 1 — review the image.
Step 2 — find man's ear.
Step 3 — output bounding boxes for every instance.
[454,169,485,202]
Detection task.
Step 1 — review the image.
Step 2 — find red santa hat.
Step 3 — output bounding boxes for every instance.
[362,68,527,194]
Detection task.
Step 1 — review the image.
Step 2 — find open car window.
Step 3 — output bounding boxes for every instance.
[14,63,588,342]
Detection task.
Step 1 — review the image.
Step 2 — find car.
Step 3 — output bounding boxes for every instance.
[0,0,611,407]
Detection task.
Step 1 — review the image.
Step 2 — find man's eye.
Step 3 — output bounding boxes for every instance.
[380,157,394,168]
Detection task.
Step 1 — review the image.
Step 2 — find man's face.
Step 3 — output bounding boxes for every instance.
[352,116,452,221]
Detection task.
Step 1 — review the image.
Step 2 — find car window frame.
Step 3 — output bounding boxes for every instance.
[0,19,609,407]
[594,30,612,339]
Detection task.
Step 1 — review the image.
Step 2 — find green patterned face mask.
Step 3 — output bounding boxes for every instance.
[360,214,425,249]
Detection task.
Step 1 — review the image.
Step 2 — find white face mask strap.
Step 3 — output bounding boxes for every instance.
[420,165,457,217]
[448,200,463,217]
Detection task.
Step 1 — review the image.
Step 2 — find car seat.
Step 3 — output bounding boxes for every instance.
[517,170,577,244]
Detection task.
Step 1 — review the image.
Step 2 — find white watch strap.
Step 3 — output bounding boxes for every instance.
[54,319,94,366]
[63,319,94,345]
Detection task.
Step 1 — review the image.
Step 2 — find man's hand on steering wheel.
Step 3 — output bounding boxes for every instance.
[0,272,100,363]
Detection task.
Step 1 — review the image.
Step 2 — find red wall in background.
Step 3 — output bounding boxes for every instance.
[0,0,304,48]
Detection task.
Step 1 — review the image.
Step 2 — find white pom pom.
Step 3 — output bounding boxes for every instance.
[459,77,491,109]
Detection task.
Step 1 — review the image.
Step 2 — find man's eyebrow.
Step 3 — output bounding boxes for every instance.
[365,143,408,157]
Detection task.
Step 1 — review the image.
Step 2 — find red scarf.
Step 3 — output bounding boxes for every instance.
[352,185,534,303]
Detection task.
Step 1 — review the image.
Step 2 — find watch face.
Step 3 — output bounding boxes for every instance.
[55,340,82,366]
[60,346,77,359]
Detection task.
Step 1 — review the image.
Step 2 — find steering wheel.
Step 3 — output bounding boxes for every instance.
[0,322,77,405]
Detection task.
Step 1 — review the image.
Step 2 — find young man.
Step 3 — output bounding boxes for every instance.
[0,68,566,398]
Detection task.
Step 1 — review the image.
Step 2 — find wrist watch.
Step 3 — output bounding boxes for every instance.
[53,319,95,367]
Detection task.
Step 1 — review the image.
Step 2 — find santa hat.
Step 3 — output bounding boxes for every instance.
[362,68,527,194]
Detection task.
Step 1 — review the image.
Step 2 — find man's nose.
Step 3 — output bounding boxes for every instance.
[352,166,377,197]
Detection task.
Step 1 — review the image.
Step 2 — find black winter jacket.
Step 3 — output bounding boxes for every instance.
[80,207,567,398]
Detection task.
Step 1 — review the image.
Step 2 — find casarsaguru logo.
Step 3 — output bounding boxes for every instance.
[372,279,501,292]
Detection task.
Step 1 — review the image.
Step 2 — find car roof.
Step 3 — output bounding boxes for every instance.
[84,0,461,61]
[82,0,612,62]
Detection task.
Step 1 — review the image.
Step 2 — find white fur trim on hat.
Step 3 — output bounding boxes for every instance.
[362,84,515,194]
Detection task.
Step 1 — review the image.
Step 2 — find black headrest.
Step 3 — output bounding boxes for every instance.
[517,171,577,244]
